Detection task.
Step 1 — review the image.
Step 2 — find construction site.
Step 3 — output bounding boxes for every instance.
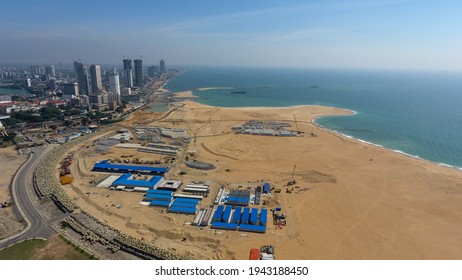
[45,97,363,260]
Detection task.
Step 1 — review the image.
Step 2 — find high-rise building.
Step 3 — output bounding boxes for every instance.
[159,59,165,72]
[45,65,56,77]
[134,59,143,87]
[90,64,102,93]
[109,70,121,103]
[74,61,91,95]
[123,59,132,70]
[30,65,42,76]
[123,59,133,87]
[125,69,133,87]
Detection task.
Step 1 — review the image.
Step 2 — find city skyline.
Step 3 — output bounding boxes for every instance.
[0,0,462,70]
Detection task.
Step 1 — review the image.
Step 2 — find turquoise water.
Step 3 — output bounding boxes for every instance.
[166,67,462,168]
[0,88,29,95]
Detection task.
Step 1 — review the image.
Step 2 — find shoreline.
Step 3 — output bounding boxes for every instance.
[63,95,462,259]
[170,89,462,173]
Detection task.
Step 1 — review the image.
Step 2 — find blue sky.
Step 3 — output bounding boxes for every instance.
[1,0,461,70]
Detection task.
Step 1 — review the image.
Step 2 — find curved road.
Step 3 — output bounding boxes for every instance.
[0,146,54,249]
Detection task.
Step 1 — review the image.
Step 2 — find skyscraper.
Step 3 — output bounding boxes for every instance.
[30,65,42,76]
[134,59,143,87]
[109,69,121,103]
[123,59,132,71]
[74,61,91,96]
[123,59,133,87]
[45,65,56,77]
[90,64,102,93]
[159,59,165,72]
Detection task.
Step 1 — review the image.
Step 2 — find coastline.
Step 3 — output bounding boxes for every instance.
[59,91,462,260]
[172,89,462,172]
[312,114,462,172]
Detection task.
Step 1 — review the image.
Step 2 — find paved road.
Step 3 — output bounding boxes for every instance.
[0,146,55,249]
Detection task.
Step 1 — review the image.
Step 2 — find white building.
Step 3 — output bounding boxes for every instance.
[109,71,121,103]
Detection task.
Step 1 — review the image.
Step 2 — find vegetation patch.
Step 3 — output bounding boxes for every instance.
[0,235,97,260]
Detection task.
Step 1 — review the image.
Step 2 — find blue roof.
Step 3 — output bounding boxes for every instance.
[211,222,238,231]
[147,189,173,195]
[222,206,232,223]
[173,198,201,204]
[213,205,224,222]
[112,173,163,188]
[93,160,168,174]
[241,208,250,224]
[239,224,266,233]
[150,200,171,207]
[260,209,268,225]
[263,183,271,193]
[250,208,259,224]
[170,203,197,209]
[231,207,242,224]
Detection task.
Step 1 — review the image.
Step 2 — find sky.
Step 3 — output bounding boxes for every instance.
[0,0,461,70]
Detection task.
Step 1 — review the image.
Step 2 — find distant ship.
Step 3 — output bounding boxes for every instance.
[230,90,246,94]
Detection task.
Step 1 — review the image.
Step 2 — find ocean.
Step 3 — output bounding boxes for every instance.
[166,67,462,168]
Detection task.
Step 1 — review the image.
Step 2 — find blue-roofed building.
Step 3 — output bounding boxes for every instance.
[93,160,169,175]
[112,173,163,189]
[260,208,268,226]
[250,208,259,225]
[263,182,271,194]
[241,208,250,224]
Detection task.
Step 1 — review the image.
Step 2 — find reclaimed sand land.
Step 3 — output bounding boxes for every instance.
[66,96,462,259]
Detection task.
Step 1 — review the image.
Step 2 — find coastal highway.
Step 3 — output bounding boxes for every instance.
[0,146,54,250]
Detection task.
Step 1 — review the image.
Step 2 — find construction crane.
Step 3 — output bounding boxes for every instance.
[288,164,296,186]
[293,114,300,132]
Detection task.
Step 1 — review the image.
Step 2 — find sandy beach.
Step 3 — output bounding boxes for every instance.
[63,99,462,259]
